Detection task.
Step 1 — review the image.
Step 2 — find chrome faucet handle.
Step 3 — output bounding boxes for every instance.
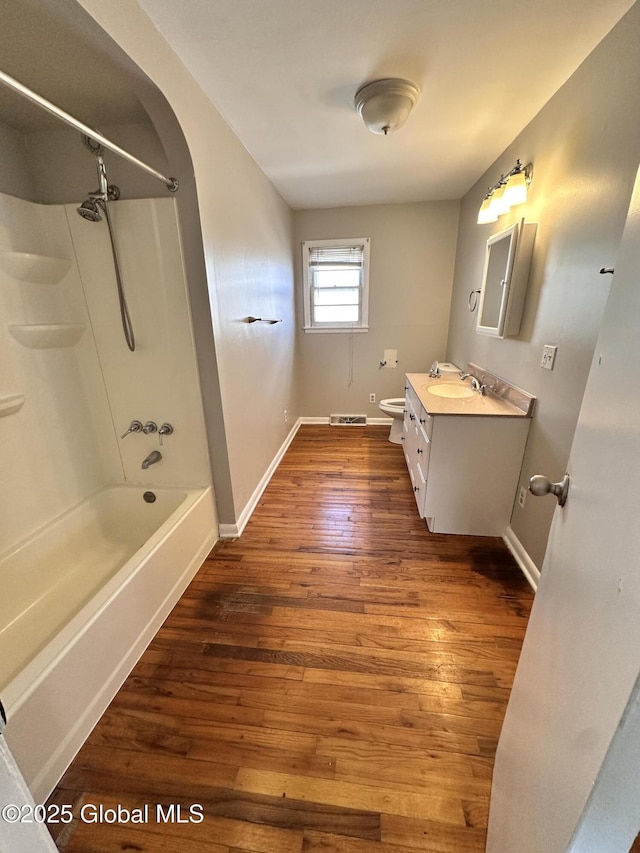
[461,374,482,392]
[158,423,174,446]
[121,420,143,438]
[142,421,158,434]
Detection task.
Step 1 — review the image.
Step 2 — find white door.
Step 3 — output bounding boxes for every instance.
[487,166,640,853]
[0,733,57,852]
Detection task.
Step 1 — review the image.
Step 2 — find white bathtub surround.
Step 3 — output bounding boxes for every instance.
[66,197,211,487]
[1,485,217,802]
[0,193,122,549]
[0,190,217,799]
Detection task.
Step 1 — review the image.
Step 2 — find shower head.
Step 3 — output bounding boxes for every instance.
[77,154,121,222]
[83,134,105,157]
[76,198,102,222]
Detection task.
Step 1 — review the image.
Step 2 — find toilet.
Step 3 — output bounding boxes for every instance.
[379,362,461,444]
[378,398,406,444]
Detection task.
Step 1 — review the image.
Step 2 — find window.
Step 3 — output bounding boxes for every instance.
[302,237,370,332]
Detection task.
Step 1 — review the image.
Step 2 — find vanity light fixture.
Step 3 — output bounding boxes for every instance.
[477,197,498,224]
[489,179,510,217]
[477,160,532,225]
[354,78,420,135]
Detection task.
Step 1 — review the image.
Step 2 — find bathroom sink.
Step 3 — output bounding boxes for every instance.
[427,383,475,399]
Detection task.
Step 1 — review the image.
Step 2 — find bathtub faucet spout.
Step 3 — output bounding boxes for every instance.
[141,450,162,470]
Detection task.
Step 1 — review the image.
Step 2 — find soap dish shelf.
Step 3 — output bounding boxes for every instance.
[0,394,25,417]
[0,251,71,285]
[8,324,85,349]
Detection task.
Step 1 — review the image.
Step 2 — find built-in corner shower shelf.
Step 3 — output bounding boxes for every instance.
[0,394,25,418]
[8,324,85,349]
[0,251,71,285]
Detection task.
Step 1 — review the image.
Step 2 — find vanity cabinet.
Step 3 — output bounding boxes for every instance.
[403,384,432,517]
[403,376,531,535]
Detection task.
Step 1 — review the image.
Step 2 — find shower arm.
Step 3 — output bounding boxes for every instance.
[0,69,179,193]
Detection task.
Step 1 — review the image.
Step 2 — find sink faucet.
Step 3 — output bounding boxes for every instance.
[460,373,487,394]
[141,450,162,469]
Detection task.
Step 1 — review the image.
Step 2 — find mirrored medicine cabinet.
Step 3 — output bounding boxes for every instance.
[476,219,537,338]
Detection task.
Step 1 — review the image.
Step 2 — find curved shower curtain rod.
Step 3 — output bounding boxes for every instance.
[0,69,179,193]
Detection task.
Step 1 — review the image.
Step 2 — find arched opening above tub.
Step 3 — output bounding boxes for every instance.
[0,69,179,194]
[0,0,236,804]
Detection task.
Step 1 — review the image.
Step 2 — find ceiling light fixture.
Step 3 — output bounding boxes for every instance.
[477,160,533,225]
[354,78,420,136]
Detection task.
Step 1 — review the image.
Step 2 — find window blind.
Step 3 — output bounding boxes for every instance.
[308,244,364,267]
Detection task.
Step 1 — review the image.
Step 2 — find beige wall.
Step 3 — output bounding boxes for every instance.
[446,2,640,568]
[295,202,459,416]
[75,0,298,524]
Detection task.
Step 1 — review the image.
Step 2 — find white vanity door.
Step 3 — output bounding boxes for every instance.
[415,424,431,518]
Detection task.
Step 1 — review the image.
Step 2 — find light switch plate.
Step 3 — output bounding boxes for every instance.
[541,345,557,370]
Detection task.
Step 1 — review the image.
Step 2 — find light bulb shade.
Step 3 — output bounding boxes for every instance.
[503,170,528,206]
[489,184,510,216]
[477,196,498,224]
[355,79,420,135]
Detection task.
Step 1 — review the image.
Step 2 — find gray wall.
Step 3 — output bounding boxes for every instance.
[446,1,640,568]
[294,202,459,416]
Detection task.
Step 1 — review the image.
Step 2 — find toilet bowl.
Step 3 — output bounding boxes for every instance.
[379,397,405,444]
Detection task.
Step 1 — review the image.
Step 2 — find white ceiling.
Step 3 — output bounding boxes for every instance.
[138,0,635,209]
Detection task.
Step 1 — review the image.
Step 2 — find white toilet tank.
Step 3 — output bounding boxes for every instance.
[434,361,461,375]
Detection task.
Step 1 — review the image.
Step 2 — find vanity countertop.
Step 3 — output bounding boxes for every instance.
[406,372,533,418]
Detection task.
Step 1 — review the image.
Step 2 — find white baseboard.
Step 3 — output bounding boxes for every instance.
[219,418,303,539]
[299,416,392,425]
[503,526,540,591]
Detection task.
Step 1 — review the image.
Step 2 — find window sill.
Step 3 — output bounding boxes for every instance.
[303,326,369,334]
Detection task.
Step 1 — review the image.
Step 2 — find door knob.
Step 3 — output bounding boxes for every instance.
[529,473,570,507]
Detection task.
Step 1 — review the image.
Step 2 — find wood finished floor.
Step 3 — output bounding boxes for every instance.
[47,425,534,853]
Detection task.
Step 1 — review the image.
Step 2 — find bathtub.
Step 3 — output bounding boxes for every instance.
[0,484,217,802]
